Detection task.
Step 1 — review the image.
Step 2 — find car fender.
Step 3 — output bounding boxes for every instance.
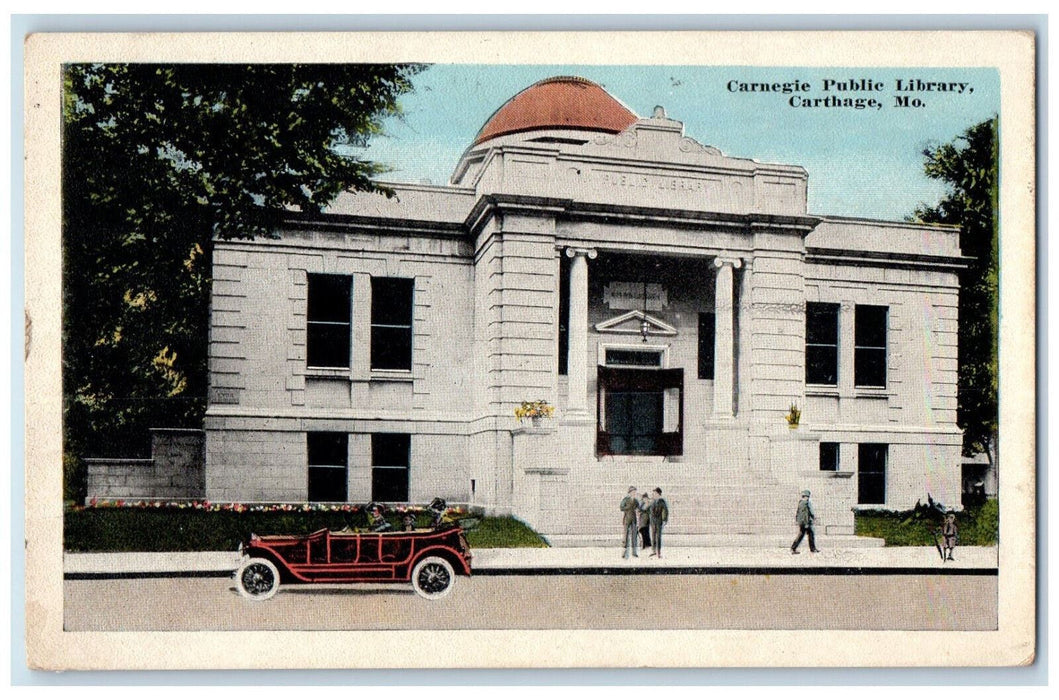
[412,545,471,577]
[241,545,297,582]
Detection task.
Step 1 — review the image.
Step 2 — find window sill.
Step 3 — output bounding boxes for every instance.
[524,464,569,475]
[823,470,855,479]
[597,455,669,463]
[306,367,352,379]
[370,371,414,383]
[805,385,839,397]
[513,423,556,436]
[853,387,890,399]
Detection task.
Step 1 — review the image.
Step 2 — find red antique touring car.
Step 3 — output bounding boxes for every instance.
[235,525,473,600]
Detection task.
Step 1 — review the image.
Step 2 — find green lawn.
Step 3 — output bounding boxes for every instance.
[63,506,548,552]
[854,499,998,547]
[464,515,549,548]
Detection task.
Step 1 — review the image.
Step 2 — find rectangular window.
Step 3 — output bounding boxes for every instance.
[558,258,569,376]
[805,302,839,385]
[307,432,348,502]
[307,274,352,369]
[371,277,414,371]
[819,442,839,472]
[698,312,715,380]
[858,443,887,504]
[371,433,410,502]
[855,305,888,387]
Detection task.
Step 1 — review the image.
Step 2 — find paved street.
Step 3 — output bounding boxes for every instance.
[64,571,997,632]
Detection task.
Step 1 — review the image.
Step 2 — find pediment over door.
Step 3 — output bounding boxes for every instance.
[594,310,677,338]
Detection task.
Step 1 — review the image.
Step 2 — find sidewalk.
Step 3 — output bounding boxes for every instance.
[64,545,998,576]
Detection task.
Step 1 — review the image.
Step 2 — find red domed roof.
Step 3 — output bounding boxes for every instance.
[473,76,638,146]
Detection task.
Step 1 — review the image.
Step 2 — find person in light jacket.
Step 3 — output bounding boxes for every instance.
[620,486,639,559]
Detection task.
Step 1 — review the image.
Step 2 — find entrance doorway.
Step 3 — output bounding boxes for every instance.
[596,365,684,457]
[605,390,664,455]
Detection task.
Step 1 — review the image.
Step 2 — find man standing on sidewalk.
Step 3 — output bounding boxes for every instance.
[791,489,819,554]
[940,509,958,561]
[620,486,639,558]
[649,487,669,558]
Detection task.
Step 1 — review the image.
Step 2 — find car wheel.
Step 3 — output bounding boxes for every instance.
[411,556,455,599]
[236,557,280,601]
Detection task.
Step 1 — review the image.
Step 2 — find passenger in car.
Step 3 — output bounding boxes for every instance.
[369,504,393,532]
[429,497,448,528]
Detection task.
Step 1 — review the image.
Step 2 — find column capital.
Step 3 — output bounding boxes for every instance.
[565,247,598,260]
[713,255,743,269]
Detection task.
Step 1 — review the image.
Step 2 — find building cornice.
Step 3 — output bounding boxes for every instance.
[466,193,822,238]
[820,214,961,233]
[279,211,466,238]
[806,247,971,271]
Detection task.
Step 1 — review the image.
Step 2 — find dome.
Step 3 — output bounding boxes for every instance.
[472,76,638,146]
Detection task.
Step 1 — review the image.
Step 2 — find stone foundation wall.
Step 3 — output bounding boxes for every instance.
[84,429,205,502]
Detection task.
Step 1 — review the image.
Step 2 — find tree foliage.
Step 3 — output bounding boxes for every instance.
[62,63,422,472]
[913,118,999,461]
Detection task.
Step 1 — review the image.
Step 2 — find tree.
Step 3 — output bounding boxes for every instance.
[62,64,423,488]
[913,118,999,466]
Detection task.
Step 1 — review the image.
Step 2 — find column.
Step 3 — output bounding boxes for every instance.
[565,247,597,419]
[838,301,855,397]
[713,256,742,418]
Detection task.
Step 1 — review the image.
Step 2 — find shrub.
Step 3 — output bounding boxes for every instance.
[855,499,998,546]
[63,453,86,505]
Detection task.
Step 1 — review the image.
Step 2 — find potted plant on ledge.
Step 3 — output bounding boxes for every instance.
[515,400,556,429]
[785,403,801,429]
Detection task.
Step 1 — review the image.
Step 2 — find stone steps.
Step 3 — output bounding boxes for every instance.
[538,472,830,537]
[528,454,843,538]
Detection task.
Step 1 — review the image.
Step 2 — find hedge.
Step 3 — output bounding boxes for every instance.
[63,504,549,552]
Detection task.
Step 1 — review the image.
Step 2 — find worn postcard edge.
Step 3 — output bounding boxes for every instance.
[23,29,1037,670]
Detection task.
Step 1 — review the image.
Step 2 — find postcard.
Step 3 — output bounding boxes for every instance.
[24,29,1036,669]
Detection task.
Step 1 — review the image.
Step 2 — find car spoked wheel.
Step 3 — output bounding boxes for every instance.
[411,556,455,599]
[236,558,280,601]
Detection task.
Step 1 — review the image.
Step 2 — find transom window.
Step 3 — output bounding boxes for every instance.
[604,348,663,367]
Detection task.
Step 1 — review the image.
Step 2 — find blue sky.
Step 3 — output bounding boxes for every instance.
[362,64,999,221]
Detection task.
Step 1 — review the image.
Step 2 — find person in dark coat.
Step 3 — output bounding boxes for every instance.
[941,510,958,561]
[620,486,639,558]
[649,487,669,558]
[790,489,819,554]
[638,492,653,549]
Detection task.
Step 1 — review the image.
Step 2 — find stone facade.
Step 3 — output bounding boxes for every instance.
[200,78,964,541]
